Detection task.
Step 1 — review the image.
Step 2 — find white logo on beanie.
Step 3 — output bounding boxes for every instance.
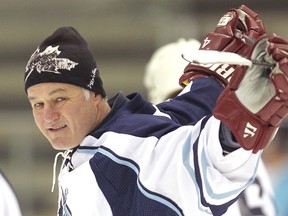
[25,45,78,83]
[87,68,97,89]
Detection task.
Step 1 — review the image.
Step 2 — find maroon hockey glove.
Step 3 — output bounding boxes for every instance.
[213,34,288,153]
[179,5,266,87]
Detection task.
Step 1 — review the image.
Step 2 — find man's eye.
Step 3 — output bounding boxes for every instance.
[33,103,44,110]
[55,97,68,103]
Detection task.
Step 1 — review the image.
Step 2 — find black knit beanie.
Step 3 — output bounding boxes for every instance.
[24,26,106,97]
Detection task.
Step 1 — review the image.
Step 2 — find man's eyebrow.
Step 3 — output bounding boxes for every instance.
[48,88,67,96]
[28,88,67,101]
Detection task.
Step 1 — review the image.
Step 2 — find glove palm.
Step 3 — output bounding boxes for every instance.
[214,35,288,153]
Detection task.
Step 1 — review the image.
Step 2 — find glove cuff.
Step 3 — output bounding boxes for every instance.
[213,88,278,153]
[179,63,234,88]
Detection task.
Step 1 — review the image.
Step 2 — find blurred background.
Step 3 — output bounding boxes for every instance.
[0,0,288,215]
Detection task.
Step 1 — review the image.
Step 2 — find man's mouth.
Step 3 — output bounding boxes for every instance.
[48,125,67,131]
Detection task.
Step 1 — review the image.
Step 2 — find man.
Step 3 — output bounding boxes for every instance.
[144,38,277,216]
[24,5,288,216]
[0,170,22,216]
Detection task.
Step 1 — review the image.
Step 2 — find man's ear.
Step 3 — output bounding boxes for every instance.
[93,93,103,104]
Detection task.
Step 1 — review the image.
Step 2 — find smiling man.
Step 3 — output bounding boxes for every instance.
[23,5,288,216]
[28,83,110,150]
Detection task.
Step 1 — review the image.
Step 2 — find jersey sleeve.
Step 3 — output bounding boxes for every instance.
[156,77,223,125]
[191,116,261,215]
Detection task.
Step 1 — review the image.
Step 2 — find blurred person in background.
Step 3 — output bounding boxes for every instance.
[144,38,277,216]
[263,125,288,216]
[0,170,22,216]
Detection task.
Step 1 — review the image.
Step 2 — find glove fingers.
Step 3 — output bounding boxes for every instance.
[279,58,288,76]
[272,72,288,100]
[269,47,288,61]
[179,5,267,88]
[268,35,288,61]
[268,34,287,44]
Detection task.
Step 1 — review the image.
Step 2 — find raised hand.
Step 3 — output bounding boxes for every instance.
[179,5,267,87]
[214,34,288,153]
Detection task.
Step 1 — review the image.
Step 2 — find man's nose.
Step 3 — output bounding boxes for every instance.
[43,105,60,122]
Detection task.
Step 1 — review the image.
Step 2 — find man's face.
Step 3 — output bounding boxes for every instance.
[27,83,101,150]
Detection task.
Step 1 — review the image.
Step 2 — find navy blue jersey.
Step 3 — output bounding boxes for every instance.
[55,78,262,216]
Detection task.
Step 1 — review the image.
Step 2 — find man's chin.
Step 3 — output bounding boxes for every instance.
[52,144,66,151]
[50,140,69,150]
[51,140,79,150]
